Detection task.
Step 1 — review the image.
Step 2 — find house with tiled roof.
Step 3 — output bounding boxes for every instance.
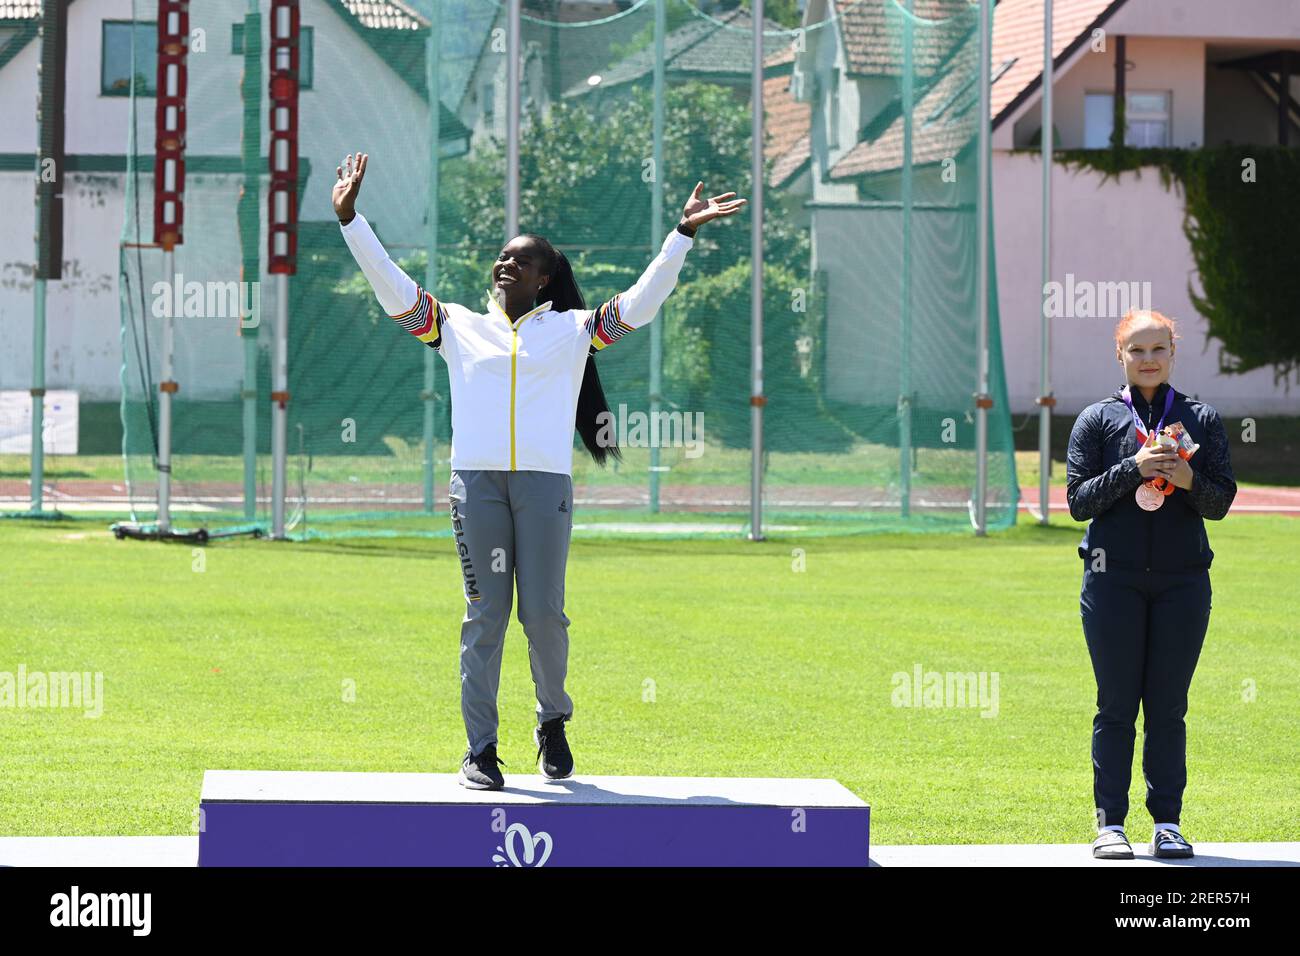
[560,6,810,209]
[988,0,1300,416]
[454,2,810,221]
[558,4,788,100]
[453,2,790,142]
[793,0,973,199]
[794,0,1300,416]
[450,0,639,145]
[0,0,474,409]
[764,50,812,190]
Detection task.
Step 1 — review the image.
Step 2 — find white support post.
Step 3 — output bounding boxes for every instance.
[424,2,442,514]
[1038,0,1054,525]
[649,0,666,514]
[749,0,765,541]
[271,274,288,538]
[505,0,520,242]
[158,250,175,532]
[899,1,915,518]
[973,0,992,536]
[30,279,46,515]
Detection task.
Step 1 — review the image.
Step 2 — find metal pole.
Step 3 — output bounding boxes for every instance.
[154,1,189,534]
[899,1,914,518]
[649,0,665,513]
[505,0,520,241]
[1038,0,1054,525]
[158,250,175,531]
[30,278,46,514]
[242,328,257,520]
[749,0,765,541]
[29,16,50,516]
[241,0,260,522]
[271,273,288,537]
[424,3,442,514]
[973,0,992,536]
[267,0,298,540]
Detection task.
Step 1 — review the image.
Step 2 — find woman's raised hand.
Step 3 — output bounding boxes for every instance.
[680,182,746,233]
[333,152,368,225]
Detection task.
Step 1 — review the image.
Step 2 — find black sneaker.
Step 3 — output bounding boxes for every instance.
[459,743,505,790]
[534,716,574,780]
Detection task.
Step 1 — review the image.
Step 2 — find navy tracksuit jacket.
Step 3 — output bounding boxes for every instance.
[1066,381,1236,828]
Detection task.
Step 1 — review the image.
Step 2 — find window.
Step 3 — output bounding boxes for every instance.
[232,22,313,89]
[482,79,496,123]
[1084,90,1171,148]
[1125,91,1170,147]
[102,21,156,96]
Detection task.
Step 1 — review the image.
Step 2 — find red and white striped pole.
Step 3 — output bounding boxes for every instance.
[154,0,189,533]
[268,0,300,539]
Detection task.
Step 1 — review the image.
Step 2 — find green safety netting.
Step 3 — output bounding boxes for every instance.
[117,0,1017,539]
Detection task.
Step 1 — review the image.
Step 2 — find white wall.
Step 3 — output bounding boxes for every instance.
[993,152,1300,417]
[1108,0,1300,40]
[0,171,269,402]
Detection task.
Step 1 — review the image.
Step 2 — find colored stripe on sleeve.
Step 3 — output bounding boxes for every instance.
[587,294,635,350]
[391,286,443,350]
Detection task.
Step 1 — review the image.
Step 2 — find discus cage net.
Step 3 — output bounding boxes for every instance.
[113,0,1018,540]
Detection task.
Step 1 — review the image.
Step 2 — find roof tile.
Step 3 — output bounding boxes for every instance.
[990,0,1117,122]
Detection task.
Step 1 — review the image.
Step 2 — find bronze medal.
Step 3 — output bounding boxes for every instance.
[1135,482,1165,511]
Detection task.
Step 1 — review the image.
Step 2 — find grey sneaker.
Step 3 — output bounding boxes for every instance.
[459,743,505,790]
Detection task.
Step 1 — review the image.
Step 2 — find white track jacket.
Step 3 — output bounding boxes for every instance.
[341,212,693,476]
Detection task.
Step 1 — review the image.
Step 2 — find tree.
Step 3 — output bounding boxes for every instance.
[370,78,848,451]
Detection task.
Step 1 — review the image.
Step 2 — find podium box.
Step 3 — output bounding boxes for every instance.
[198,770,869,867]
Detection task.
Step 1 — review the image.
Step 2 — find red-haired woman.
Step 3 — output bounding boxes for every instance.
[1066,309,1237,860]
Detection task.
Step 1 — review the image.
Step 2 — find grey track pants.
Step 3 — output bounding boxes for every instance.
[449,469,575,755]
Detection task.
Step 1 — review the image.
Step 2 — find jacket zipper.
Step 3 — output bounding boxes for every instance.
[510,318,521,471]
[491,297,547,472]
[1143,395,1156,572]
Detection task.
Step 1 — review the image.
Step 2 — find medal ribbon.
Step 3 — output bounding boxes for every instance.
[1121,384,1176,495]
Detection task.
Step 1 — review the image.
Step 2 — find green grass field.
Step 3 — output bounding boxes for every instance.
[1,512,1296,846]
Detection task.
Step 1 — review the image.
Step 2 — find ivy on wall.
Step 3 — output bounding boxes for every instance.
[1013,145,1300,385]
